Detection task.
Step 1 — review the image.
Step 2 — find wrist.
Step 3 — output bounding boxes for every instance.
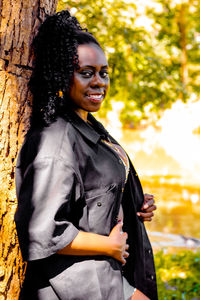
[99,235,113,256]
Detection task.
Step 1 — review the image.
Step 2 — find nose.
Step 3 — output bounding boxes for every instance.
[91,73,106,88]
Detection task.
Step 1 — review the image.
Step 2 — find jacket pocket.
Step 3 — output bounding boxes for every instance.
[49,259,102,300]
[84,184,117,235]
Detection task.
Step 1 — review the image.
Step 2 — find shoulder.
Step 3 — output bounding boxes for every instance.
[19,117,77,165]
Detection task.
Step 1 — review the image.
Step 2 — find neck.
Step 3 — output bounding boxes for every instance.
[74,108,88,122]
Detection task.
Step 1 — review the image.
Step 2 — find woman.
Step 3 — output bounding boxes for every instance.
[15,10,157,300]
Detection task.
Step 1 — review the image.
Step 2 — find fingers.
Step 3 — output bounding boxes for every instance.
[115,223,128,240]
[144,193,154,200]
[121,249,129,265]
[142,198,157,212]
[111,222,123,234]
[142,198,154,209]
[143,204,157,213]
[125,244,129,251]
[111,223,128,242]
[139,194,157,222]
[109,223,130,264]
[123,251,129,259]
[121,257,127,265]
[123,232,128,240]
[137,211,154,221]
[122,244,129,265]
[137,212,154,218]
[142,217,153,222]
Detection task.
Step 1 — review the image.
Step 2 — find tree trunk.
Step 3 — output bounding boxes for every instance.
[178,3,188,91]
[0,1,57,299]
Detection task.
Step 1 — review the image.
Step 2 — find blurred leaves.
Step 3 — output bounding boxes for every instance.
[57,0,200,127]
[146,0,200,100]
[155,250,200,298]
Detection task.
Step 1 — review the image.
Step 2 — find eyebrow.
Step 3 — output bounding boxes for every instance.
[79,65,109,69]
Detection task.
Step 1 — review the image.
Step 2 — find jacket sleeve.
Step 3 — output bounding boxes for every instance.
[15,157,81,261]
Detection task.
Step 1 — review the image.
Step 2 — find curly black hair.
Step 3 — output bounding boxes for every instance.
[29,10,101,128]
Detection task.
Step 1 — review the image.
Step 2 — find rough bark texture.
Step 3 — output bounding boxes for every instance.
[0,1,57,299]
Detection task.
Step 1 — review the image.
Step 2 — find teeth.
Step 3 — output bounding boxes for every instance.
[88,94,103,99]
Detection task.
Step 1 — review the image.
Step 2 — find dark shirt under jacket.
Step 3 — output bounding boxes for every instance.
[15,110,158,300]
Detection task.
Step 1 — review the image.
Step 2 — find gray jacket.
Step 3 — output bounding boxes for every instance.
[15,111,157,299]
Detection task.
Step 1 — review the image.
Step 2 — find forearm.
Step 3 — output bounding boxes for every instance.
[57,231,112,257]
[57,224,129,265]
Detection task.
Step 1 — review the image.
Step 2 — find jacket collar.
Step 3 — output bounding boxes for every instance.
[62,110,110,144]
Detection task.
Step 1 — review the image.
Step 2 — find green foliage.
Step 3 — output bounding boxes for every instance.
[155,250,200,299]
[147,0,200,101]
[57,0,200,127]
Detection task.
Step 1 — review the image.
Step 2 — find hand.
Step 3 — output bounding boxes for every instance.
[137,193,157,222]
[108,222,129,265]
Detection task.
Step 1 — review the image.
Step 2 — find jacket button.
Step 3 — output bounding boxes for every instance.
[122,187,124,192]
[151,275,154,280]
[97,202,102,207]
[148,249,151,254]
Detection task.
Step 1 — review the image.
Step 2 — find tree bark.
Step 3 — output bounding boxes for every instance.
[0,1,57,299]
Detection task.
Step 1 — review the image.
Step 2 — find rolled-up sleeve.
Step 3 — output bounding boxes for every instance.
[15,157,81,261]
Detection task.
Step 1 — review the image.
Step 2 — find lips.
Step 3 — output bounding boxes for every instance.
[86,93,104,103]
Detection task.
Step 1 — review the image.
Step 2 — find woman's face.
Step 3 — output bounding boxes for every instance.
[69,43,109,120]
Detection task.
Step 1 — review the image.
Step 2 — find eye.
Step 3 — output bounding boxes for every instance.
[80,70,93,78]
[100,70,109,78]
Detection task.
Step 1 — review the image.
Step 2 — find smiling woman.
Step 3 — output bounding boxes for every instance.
[14,10,157,300]
[69,43,109,119]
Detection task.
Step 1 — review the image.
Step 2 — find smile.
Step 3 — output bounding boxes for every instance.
[86,94,104,103]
